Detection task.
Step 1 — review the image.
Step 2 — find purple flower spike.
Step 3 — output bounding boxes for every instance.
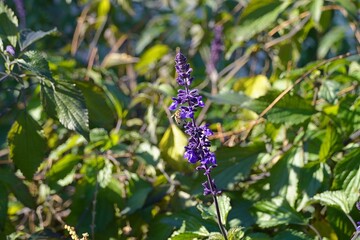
[5,45,15,56]
[169,51,219,195]
[207,25,224,75]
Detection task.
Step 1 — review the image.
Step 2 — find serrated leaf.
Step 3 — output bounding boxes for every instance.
[227,227,245,240]
[254,197,308,228]
[159,124,189,172]
[41,80,89,140]
[244,91,316,125]
[76,81,116,131]
[318,125,340,162]
[273,229,313,240]
[203,91,250,106]
[7,110,46,180]
[19,28,57,51]
[17,51,53,80]
[0,2,18,47]
[333,148,360,207]
[198,195,231,226]
[0,167,36,209]
[231,0,290,42]
[313,190,351,214]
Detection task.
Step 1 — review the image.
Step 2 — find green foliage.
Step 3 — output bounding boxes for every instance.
[0,0,359,239]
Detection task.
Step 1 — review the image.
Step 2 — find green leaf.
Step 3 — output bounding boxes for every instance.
[0,183,8,231]
[41,80,89,140]
[0,167,36,209]
[159,125,189,172]
[267,146,304,207]
[135,25,166,54]
[233,75,271,98]
[213,144,265,189]
[317,27,345,59]
[121,174,152,215]
[313,190,351,214]
[333,148,360,207]
[197,195,231,226]
[253,197,308,228]
[101,53,138,68]
[203,92,250,106]
[7,110,46,180]
[46,154,81,188]
[227,227,245,240]
[318,80,340,104]
[135,44,169,75]
[17,51,53,80]
[318,125,340,162]
[310,0,324,23]
[244,91,316,125]
[0,2,18,47]
[231,0,290,42]
[171,232,204,240]
[19,28,57,51]
[76,81,116,131]
[273,229,313,240]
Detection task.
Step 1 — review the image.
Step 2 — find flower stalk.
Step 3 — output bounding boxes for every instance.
[169,51,227,239]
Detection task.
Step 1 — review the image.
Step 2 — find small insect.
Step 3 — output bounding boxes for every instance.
[172,109,186,127]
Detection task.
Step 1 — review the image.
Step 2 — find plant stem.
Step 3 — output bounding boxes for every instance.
[206,173,228,240]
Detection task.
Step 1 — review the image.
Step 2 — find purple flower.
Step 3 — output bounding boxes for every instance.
[207,25,224,75]
[5,45,15,56]
[169,52,219,195]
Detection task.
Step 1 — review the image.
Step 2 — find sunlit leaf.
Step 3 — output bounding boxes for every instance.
[7,110,46,180]
[313,190,351,214]
[197,194,231,226]
[101,53,138,68]
[318,125,340,162]
[311,0,324,23]
[135,44,169,75]
[19,28,57,51]
[317,27,345,59]
[233,75,270,98]
[0,2,18,47]
[159,125,189,172]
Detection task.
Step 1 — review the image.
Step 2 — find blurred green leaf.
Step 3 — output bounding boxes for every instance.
[232,0,290,42]
[0,167,36,209]
[318,80,340,104]
[311,0,324,23]
[203,92,250,106]
[135,44,169,75]
[19,28,57,51]
[7,110,46,180]
[136,25,166,54]
[0,183,8,231]
[101,53,138,68]
[317,27,345,59]
[159,125,189,172]
[0,2,18,47]
[46,154,81,188]
[233,75,271,98]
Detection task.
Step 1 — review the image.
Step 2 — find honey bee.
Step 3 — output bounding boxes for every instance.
[172,109,186,127]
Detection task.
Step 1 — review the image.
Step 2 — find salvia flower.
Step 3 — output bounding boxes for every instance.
[5,45,15,56]
[169,52,220,196]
